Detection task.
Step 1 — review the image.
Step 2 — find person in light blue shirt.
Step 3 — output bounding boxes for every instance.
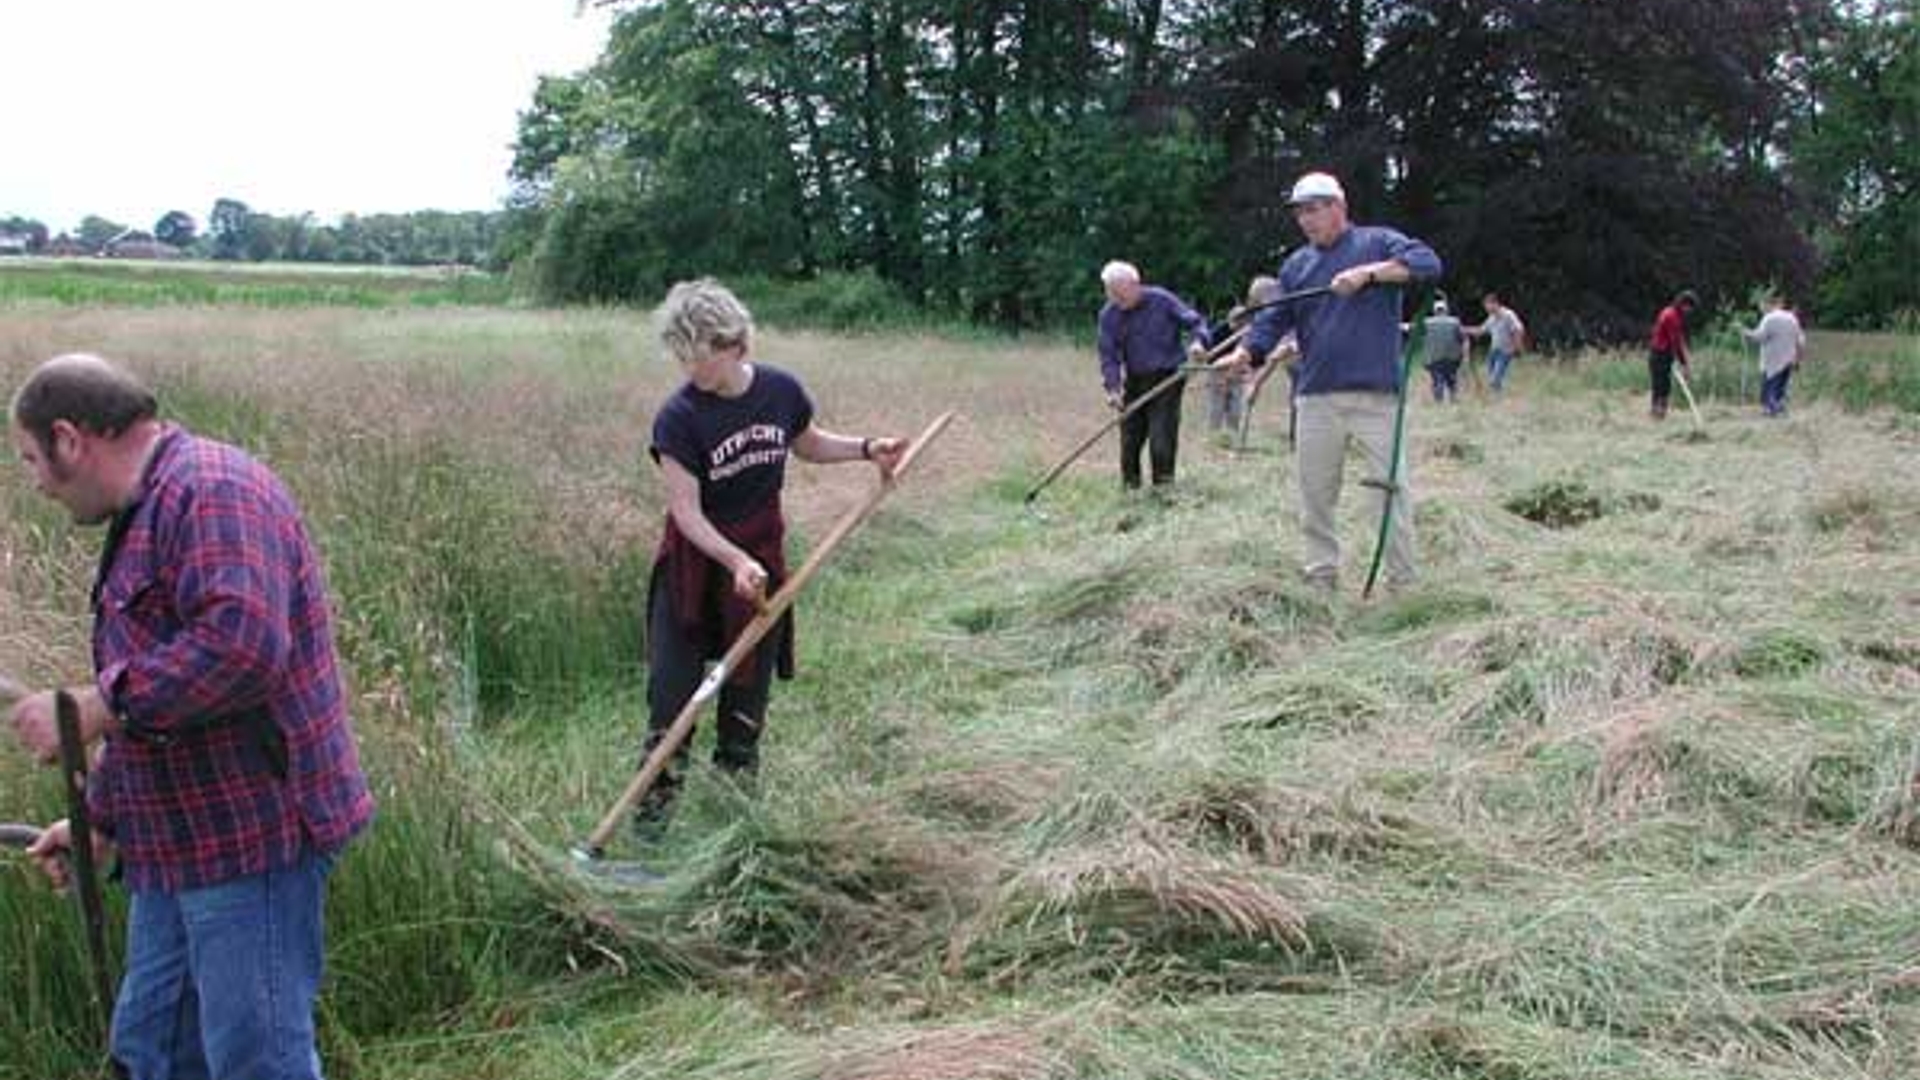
[1218,171,1443,592]
[1096,261,1211,490]
[1464,292,1526,392]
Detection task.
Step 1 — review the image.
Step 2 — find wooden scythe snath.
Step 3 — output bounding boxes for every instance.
[55,690,118,1036]
[1672,362,1706,429]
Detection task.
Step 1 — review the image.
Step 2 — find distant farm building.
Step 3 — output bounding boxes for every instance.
[102,229,184,260]
[43,234,92,257]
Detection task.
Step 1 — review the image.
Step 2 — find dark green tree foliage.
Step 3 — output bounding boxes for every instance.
[154,212,195,248]
[0,216,50,250]
[209,197,254,261]
[1791,4,1918,325]
[510,0,1897,335]
[154,210,198,248]
[514,1,810,303]
[194,201,506,267]
[76,215,127,251]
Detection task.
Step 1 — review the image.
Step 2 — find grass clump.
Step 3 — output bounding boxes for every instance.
[1216,669,1391,733]
[1503,479,1605,529]
[1161,773,1433,868]
[1806,485,1887,535]
[1732,629,1827,679]
[948,829,1325,990]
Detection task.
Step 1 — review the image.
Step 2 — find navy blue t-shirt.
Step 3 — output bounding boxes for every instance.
[649,364,817,524]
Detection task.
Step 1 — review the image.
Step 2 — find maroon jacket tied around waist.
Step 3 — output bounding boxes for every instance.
[649,496,795,685]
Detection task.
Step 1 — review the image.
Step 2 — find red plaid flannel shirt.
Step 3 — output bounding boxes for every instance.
[87,427,374,892]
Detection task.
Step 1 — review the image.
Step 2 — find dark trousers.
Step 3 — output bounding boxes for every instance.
[1648,350,1676,417]
[1761,366,1793,415]
[638,582,774,826]
[1120,368,1184,488]
[1426,359,1461,402]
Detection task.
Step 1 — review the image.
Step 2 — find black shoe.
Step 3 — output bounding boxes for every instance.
[631,796,675,845]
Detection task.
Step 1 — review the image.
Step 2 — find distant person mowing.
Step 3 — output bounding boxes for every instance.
[1647,290,1698,420]
[1096,261,1211,490]
[1463,292,1526,393]
[1421,298,1467,403]
[1204,314,1250,440]
[1741,293,1806,418]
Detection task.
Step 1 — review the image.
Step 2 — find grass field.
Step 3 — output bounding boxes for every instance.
[0,265,1916,1079]
[0,257,510,308]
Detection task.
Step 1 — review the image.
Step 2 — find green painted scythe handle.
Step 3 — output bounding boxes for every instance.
[1361,285,1433,600]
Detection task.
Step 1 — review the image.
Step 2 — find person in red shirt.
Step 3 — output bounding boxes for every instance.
[1647,290,1698,420]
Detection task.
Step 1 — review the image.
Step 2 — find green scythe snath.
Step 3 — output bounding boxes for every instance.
[1361,286,1433,600]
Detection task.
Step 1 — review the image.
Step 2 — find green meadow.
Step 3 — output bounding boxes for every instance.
[1,263,1915,1079]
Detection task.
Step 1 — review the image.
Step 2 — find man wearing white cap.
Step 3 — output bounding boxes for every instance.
[1218,171,1443,592]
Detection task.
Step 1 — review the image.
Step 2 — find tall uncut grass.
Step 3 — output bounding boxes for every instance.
[0,267,1915,1079]
[0,258,510,309]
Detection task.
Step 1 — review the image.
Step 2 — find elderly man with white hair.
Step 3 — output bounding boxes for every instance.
[1219,171,1444,593]
[1095,260,1211,492]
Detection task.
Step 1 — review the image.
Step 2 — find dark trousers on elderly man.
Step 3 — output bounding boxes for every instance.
[1120,368,1184,489]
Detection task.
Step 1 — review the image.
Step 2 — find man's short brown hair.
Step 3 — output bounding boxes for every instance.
[11,353,158,453]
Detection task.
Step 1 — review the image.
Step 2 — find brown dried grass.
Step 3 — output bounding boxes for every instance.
[821,1023,1067,1080]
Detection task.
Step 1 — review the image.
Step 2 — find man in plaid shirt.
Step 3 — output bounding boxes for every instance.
[8,354,373,1080]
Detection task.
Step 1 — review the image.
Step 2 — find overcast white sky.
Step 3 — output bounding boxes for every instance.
[3,1,612,234]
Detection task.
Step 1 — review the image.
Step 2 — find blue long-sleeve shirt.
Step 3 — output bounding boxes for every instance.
[1097,285,1211,393]
[1246,226,1443,396]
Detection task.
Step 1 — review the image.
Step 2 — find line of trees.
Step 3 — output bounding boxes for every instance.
[503,0,1916,337]
[1,202,509,268]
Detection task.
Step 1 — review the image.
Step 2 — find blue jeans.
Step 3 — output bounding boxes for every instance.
[113,847,334,1080]
[1761,366,1793,415]
[1487,349,1513,391]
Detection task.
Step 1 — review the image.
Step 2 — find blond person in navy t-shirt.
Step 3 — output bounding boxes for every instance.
[638,278,905,834]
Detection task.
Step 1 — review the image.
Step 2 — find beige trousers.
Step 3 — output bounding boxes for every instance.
[1293,391,1416,588]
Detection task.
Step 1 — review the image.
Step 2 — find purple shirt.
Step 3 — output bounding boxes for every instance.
[1097,285,1211,393]
[88,426,374,892]
[1246,225,1443,396]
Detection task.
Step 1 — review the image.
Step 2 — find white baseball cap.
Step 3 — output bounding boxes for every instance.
[1287,171,1346,206]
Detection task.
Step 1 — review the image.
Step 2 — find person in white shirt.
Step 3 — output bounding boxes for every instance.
[1741,294,1807,417]
[1463,292,1526,393]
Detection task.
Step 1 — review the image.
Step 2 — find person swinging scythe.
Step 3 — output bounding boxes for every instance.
[1213,171,1444,597]
[571,278,950,883]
